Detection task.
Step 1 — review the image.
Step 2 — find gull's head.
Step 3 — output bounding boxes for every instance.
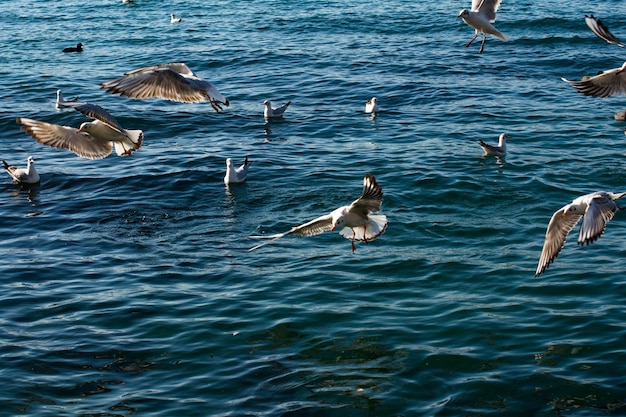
[225,158,233,167]
[27,156,35,164]
[331,212,345,232]
[262,100,270,107]
[371,97,378,104]
[562,204,578,217]
[77,121,94,134]
[458,9,469,18]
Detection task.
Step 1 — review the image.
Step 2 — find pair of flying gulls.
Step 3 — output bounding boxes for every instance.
[16,63,229,159]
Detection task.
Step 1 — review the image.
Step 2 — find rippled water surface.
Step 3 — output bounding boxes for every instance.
[1,1,626,416]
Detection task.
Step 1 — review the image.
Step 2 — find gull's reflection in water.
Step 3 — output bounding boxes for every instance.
[8,183,44,216]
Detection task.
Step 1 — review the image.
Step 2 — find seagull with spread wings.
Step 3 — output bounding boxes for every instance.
[458,0,508,53]
[585,15,625,48]
[535,191,626,277]
[249,173,388,252]
[101,63,229,112]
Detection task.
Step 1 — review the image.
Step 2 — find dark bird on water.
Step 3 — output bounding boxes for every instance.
[62,43,83,53]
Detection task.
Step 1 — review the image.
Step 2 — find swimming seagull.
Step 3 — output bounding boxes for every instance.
[62,43,83,53]
[365,97,379,114]
[535,191,626,277]
[562,61,626,97]
[2,156,40,185]
[585,15,625,48]
[224,156,251,185]
[262,100,290,118]
[249,173,387,252]
[170,14,182,23]
[55,89,80,110]
[100,63,229,112]
[16,102,143,159]
[458,0,508,53]
[479,133,509,156]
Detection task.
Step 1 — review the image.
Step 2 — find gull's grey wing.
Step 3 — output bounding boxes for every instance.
[474,0,502,21]
[578,194,617,244]
[350,174,384,215]
[535,207,583,276]
[585,15,625,47]
[479,140,502,154]
[16,118,112,159]
[248,213,333,251]
[561,67,626,98]
[122,62,194,77]
[69,103,124,132]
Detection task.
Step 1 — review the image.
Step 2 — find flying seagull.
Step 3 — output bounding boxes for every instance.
[249,173,388,252]
[585,15,625,48]
[562,61,626,97]
[535,191,626,277]
[101,62,229,112]
[458,0,508,53]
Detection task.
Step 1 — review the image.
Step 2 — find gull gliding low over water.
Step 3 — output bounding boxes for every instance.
[562,61,626,97]
[224,156,251,185]
[585,15,625,48]
[249,173,387,252]
[478,133,508,156]
[100,63,229,112]
[2,156,40,185]
[535,191,626,277]
[458,0,508,53]
[17,102,143,159]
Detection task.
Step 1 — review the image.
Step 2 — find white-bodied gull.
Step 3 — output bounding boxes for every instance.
[562,61,626,97]
[100,63,229,112]
[365,97,379,114]
[3,156,40,185]
[224,156,251,185]
[17,102,143,159]
[55,89,80,110]
[458,0,508,53]
[249,173,387,252]
[170,14,182,23]
[535,191,626,277]
[479,133,508,156]
[262,100,290,119]
[585,15,625,48]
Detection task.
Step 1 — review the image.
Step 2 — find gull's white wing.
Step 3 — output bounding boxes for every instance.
[578,194,617,244]
[16,118,112,159]
[561,66,626,97]
[474,0,502,21]
[585,15,625,47]
[349,174,384,216]
[248,213,333,251]
[535,207,583,276]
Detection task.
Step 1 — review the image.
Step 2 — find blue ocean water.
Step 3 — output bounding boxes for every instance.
[1,0,626,415]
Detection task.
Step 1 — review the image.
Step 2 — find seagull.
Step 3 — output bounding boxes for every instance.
[2,156,40,185]
[55,89,80,110]
[478,133,509,156]
[535,191,626,277]
[100,63,229,112]
[365,97,379,114]
[585,15,625,48]
[16,102,143,159]
[249,173,387,252]
[224,156,251,185]
[562,61,626,97]
[62,43,83,53]
[170,14,182,23]
[262,100,290,119]
[458,0,508,53]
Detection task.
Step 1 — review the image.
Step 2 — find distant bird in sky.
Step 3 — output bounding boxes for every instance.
[2,156,40,185]
[262,100,290,119]
[562,61,626,97]
[17,102,143,159]
[224,156,251,185]
[458,0,507,53]
[249,173,387,252]
[535,191,626,277]
[62,43,83,53]
[365,97,379,114]
[170,14,182,23]
[585,15,625,48]
[478,133,509,156]
[101,62,229,112]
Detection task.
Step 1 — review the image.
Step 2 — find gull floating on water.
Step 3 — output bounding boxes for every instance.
[535,191,626,277]
[479,133,508,156]
[55,89,80,110]
[224,156,251,185]
[101,62,229,112]
[62,43,83,53]
[365,97,379,114]
[458,0,508,53]
[17,102,143,159]
[170,14,182,23]
[562,61,626,97]
[3,156,40,185]
[262,100,290,119]
[585,15,625,48]
[249,173,387,252]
